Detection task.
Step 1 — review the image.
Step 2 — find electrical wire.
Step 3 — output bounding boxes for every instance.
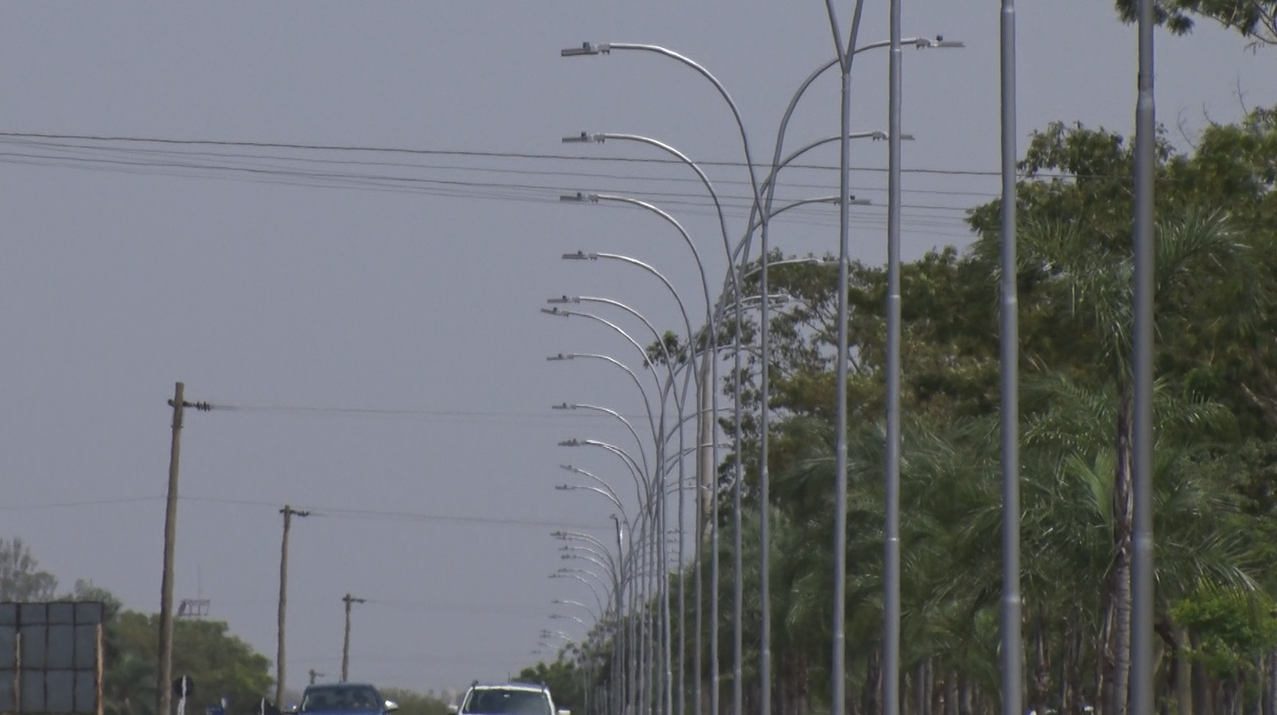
[180,494,608,531]
[0,131,988,238]
[0,495,164,511]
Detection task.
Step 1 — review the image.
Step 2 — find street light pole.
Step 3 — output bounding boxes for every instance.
[821,4,866,715]
[1131,0,1156,711]
[999,1,1023,715]
[885,0,904,711]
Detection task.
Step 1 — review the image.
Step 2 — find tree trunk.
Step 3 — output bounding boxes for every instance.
[1060,618,1074,715]
[1031,617,1052,715]
[865,649,883,715]
[1191,631,1214,715]
[958,671,973,715]
[1266,649,1277,715]
[944,669,957,715]
[1099,583,1116,715]
[1174,628,1192,715]
[1109,395,1135,715]
[922,659,934,715]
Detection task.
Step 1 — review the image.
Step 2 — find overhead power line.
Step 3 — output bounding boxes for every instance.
[0,130,1005,176]
[0,130,990,237]
[180,494,607,531]
[0,493,610,531]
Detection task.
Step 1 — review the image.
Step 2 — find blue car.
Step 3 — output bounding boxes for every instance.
[297,683,399,714]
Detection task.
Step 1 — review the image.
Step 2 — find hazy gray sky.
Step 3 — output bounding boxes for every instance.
[1,0,1270,698]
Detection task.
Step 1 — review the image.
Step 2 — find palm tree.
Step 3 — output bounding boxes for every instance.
[970,207,1253,715]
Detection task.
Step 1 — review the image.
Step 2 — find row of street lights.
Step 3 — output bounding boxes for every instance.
[545,3,1159,713]
[544,20,970,715]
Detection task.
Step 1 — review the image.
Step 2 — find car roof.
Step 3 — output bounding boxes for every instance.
[469,683,548,692]
[305,683,379,691]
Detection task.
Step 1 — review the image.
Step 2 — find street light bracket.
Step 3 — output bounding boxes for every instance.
[562,133,605,145]
[916,36,965,48]
[561,42,611,57]
[559,192,600,202]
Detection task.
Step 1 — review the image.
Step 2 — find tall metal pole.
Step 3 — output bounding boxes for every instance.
[999,0,1024,713]
[1131,0,1156,710]
[277,505,309,706]
[884,0,904,711]
[824,3,865,714]
[612,514,627,715]
[342,593,365,682]
[757,192,774,715]
[158,382,209,715]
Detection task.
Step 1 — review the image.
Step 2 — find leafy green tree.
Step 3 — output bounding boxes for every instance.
[0,537,57,601]
[516,660,582,714]
[1112,0,1276,46]
[106,611,273,715]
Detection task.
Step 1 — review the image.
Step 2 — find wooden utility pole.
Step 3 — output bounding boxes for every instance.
[341,593,365,682]
[158,382,209,715]
[276,505,310,706]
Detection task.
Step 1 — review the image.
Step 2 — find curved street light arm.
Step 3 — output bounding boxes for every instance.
[574,43,762,218]
[560,541,618,572]
[547,353,658,446]
[552,598,600,621]
[550,613,590,627]
[561,438,649,511]
[548,297,684,419]
[562,550,617,580]
[558,466,630,524]
[549,572,607,616]
[566,195,708,348]
[542,307,660,390]
[554,403,650,479]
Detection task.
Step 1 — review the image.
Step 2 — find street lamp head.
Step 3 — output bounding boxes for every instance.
[561,250,598,260]
[541,307,570,317]
[561,42,610,57]
[546,353,575,362]
[546,296,581,305]
[551,403,577,411]
[916,36,965,49]
[558,438,583,447]
[559,191,600,202]
[555,484,572,491]
[562,133,605,145]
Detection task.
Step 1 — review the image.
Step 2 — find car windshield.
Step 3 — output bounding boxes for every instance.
[301,686,382,712]
[463,689,550,715]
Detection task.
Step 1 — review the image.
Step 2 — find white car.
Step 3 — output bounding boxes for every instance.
[449,682,569,715]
